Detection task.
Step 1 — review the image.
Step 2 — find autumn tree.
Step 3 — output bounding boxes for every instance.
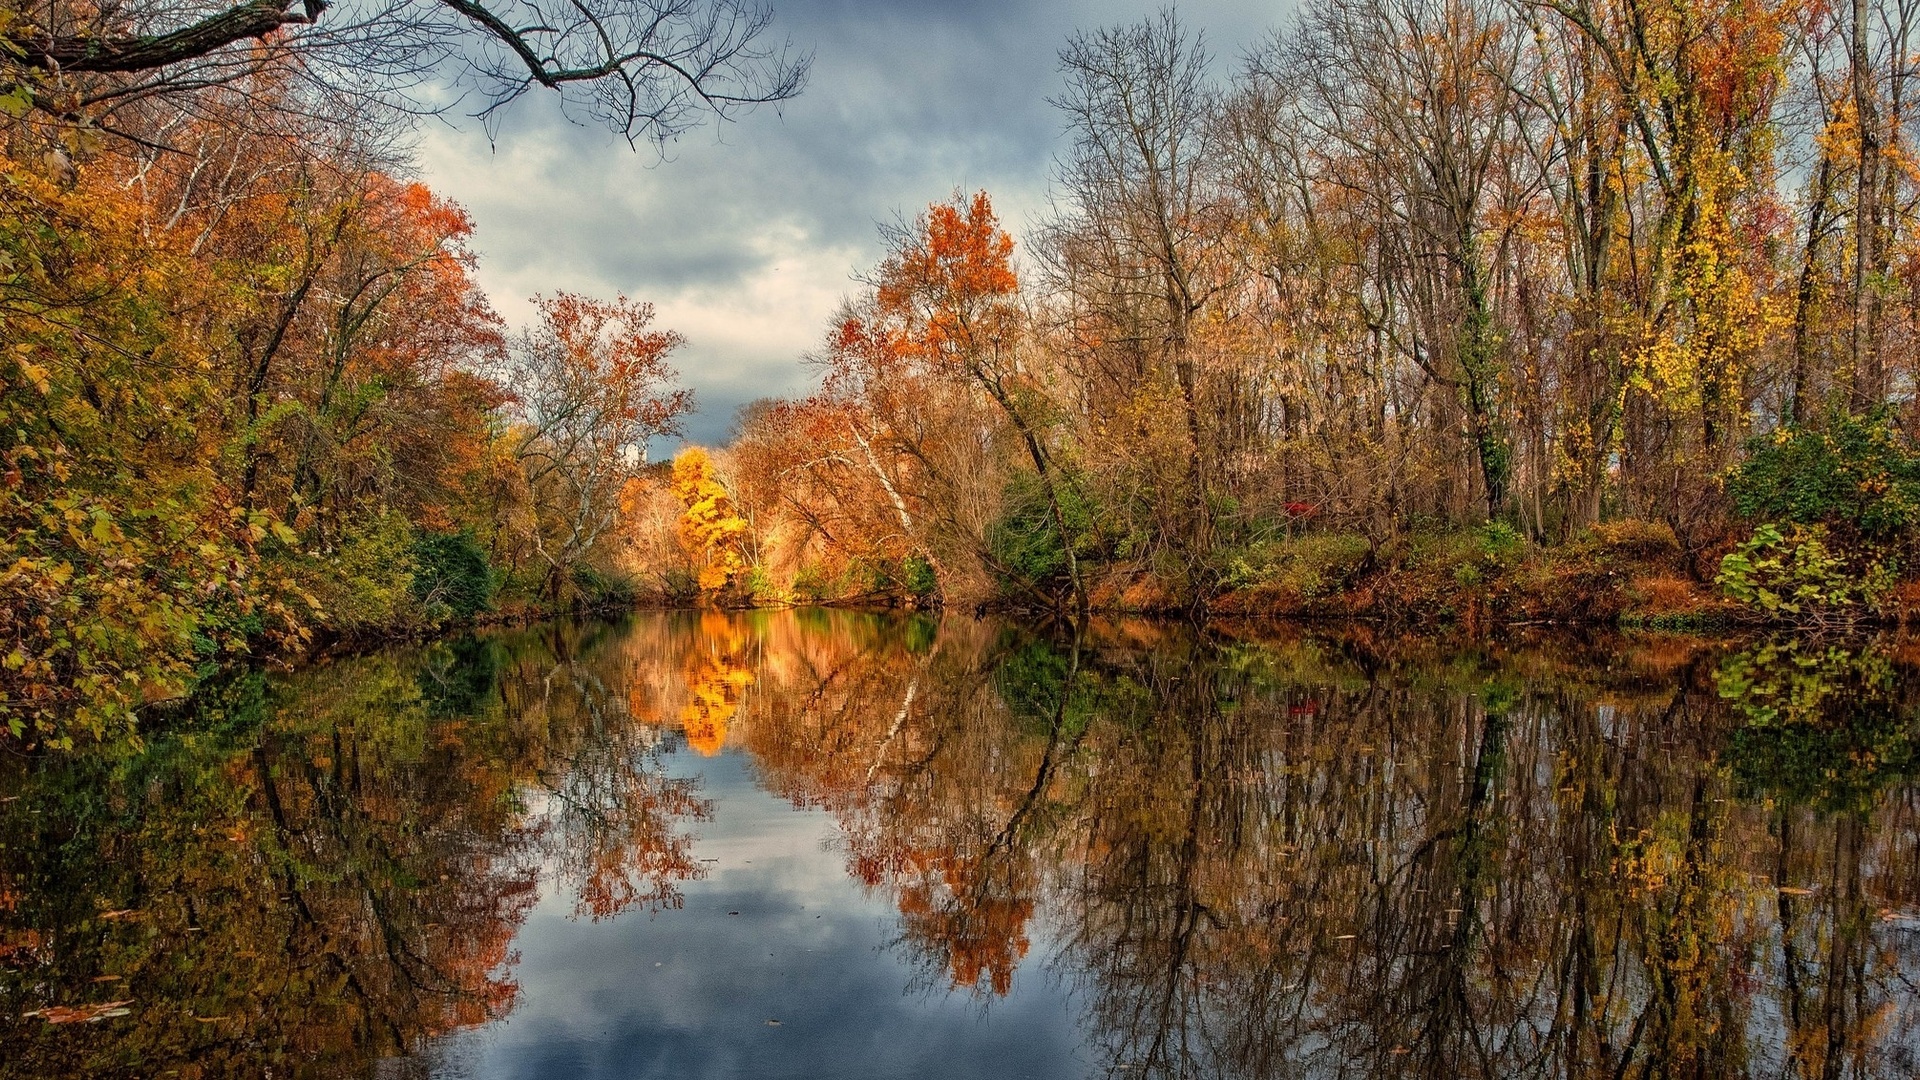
[710,0,1920,616]
[277,177,507,529]
[0,0,801,746]
[1280,0,1529,519]
[508,293,691,599]
[858,191,1086,614]
[670,445,748,597]
[1047,9,1229,606]
[0,149,289,744]
[729,394,925,594]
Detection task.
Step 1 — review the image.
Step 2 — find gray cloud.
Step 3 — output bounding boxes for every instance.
[416,0,1285,448]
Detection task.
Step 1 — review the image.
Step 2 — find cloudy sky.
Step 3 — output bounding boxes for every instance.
[415,0,1282,449]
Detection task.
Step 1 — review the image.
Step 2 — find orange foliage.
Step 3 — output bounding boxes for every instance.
[874,190,1020,372]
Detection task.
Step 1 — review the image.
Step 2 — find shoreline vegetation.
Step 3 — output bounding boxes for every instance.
[12,0,1920,748]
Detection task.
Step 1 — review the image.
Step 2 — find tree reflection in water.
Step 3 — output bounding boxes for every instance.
[0,618,709,1079]
[1,612,1917,1079]
[731,616,1920,1080]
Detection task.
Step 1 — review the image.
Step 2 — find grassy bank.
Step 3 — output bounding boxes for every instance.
[1194,522,1746,630]
[626,520,1762,630]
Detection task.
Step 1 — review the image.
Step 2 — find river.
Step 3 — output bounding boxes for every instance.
[2,611,1916,1078]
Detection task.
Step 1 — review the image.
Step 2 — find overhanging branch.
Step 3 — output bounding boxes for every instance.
[14,0,325,74]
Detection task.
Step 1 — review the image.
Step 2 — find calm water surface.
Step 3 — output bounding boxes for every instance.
[2,612,1918,1078]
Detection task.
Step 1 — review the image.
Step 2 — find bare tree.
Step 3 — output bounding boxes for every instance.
[1045,7,1227,608]
[1275,0,1529,519]
[3,0,809,146]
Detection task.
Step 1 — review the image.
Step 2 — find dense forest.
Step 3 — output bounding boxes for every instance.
[661,4,1920,627]
[0,0,803,743]
[9,0,1920,745]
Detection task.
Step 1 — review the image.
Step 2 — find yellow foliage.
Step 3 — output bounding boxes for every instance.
[669,447,749,597]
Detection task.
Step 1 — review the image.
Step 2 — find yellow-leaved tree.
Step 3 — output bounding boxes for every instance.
[670,447,748,597]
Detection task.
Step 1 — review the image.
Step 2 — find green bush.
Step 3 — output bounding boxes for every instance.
[742,563,776,602]
[1719,410,1920,621]
[1477,520,1524,557]
[295,510,419,634]
[410,530,497,622]
[1715,523,1893,618]
[1727,410,1920,541]
[858,555,939,600]
[789,563,828,602]
[988,471,1097,592]
[903,555,939,598]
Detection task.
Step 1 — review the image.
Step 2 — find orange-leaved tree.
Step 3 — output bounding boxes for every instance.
[670,446,748,597]
[0,148,318,745]
[508,293,691,598]
[860,190,1083,614]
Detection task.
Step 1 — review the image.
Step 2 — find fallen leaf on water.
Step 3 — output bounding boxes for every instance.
[26,1000,133,1024]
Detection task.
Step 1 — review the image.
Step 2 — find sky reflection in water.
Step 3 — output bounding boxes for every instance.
[3,611,1919,1079]
[426,751,1083,1080]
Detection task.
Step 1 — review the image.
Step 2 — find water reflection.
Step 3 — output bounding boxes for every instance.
[0,620,707,1078]
[2,613,1918,1078]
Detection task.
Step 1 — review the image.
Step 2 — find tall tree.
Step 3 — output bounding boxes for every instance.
[868,192,1085,615]
[507,293,691,597]
[1048,8,1226,607]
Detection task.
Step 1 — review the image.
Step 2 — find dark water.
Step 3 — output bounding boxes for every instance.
[3,612,1919,1079]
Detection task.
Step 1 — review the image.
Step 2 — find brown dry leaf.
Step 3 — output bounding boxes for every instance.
[26,1000,133,1024]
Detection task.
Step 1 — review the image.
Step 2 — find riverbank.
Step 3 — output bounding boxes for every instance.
[1128,522,1755,630]
[632,520,1819,632]
[5,519,1888,752]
